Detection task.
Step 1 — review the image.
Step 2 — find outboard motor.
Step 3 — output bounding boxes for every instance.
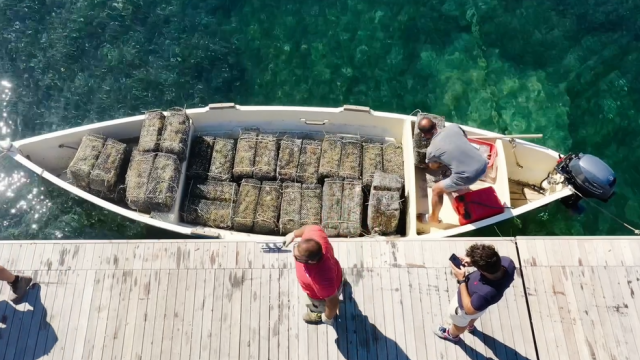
[554,153,616,214]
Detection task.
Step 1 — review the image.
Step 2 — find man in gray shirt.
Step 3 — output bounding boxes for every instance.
[417,117,488,224]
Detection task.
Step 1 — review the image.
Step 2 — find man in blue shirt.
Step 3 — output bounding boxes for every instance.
[434,243,516,342]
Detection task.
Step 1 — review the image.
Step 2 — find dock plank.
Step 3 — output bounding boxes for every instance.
[129,269,152,360]
[258,269,270,360]
[170,270,188,360]
[188,269,204,360]
[60,270,88,360]
[81,271,106,360]
[160,270,179,360]
[150,270,169,360]
[180,270,197,360]
[100,269,126,360]
[209,269,226,360]
[197,270,214,360]
[289,269,301,360]
[239,268,252,360]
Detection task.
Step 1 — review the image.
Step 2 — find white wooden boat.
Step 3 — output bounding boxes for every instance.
[3,104,616,240]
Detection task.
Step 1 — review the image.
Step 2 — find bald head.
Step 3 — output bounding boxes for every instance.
[418,117,437,135]
[297,238,323,261]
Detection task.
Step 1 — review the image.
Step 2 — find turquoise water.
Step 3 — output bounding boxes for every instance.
[1,0,639,239]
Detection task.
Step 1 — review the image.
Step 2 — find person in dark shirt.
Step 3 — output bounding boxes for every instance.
[434,243,516,342]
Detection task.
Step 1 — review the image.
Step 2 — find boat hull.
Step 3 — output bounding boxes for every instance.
[9,104,571,240]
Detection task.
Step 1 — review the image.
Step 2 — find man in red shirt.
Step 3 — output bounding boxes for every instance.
[283,225,344,325]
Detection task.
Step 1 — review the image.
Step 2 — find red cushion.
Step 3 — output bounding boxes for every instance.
[453,187,505,225]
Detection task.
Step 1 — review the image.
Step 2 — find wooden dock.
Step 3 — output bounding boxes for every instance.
[0,237,637,360]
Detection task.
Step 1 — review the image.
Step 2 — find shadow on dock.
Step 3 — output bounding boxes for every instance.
[459,329,533,360]
[334,280,412,360]
[0,283,58,360]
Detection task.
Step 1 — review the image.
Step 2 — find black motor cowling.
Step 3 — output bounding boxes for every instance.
[555,153,616,213]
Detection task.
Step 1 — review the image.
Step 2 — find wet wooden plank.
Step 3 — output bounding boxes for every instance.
[224,242,237,269]
[574,267,611,360]
[160,270,179,360]
[150,270,170,360]
[15,243,35,271]
[602,266,639,358]
[210,269,226,360]
[417,267,437,360]
[426,267,446,359]
[141,269,161,360]
[239,268,252,360]
[351,267,368,360]
[27,243,47,271]
[132,243,145,270]
[278,269,290,360]
[60,270,89,360]
[6,243,22,271]
[120,269,141,360]
[537,267,566,360]
[44,270,70,359]
[130,270,152,360]
[296,269,310,360]
[170,270,188,360]
[197,270,214,360]
[7,244,23,270]
[289,269,302,360]
[188,269,205,360]
[380,268,398,359]
[268,269,279,360]
[228,269,244,360]
[101,269,126,360]
[399,267,417,359]
[521,243,550,360]
[510,265,537,359]
[209,243,221,269]
[124,243,136,270]
[408,268,427,359]
[615,267,640,357]
[0,243,12,269]
[258,269,270,360]
[359,268,374,360]
[80,270,105,360]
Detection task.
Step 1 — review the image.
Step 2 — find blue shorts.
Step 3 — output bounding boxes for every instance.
[442,162,488,192]
[442,178,469,192]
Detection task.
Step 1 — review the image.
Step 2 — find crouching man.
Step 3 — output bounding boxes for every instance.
[283,225,344,325]
[434,243,516,342]
[416,117,488,224]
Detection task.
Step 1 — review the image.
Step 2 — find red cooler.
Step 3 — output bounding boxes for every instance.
[453,187,506,225]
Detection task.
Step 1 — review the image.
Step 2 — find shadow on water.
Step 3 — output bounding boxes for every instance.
[459,329,533,360]
[0,284,58,360]
[333,281,412,360]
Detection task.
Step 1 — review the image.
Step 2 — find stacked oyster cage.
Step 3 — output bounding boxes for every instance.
[67,119,406,237]
[183,128,406,237]
[67,109,191,218]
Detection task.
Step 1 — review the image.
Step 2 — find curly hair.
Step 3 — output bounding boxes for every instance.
[466,243,502,274]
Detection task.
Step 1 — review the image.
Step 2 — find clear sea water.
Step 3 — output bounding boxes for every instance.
[1,0,638,239]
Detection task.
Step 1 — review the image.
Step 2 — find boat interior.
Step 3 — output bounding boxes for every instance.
[12,104,568,240]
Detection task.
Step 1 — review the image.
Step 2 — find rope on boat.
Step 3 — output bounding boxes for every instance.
[570,187,640,235]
